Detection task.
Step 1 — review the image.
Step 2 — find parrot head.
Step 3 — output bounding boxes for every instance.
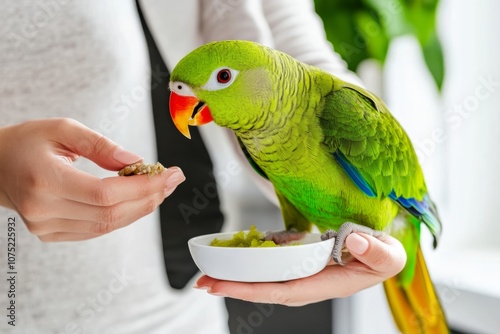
[169,40,280,138]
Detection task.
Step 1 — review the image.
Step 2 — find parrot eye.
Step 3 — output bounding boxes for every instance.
[217,69,231,83]
[202,67,239,91]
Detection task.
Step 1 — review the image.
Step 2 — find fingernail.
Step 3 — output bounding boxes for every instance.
[193,283,208,290]
[166,170,186,188]
[346,233,369,255]
[113,147,143,164]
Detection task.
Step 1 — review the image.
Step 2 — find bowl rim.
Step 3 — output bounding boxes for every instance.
[188,230,334,250]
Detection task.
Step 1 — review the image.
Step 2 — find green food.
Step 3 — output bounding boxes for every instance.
[210,225,277,247]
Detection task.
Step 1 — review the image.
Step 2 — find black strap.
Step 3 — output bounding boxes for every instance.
[136,2,224,289]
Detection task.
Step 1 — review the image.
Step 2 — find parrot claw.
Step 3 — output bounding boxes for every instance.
[322,222,384,266]
[264,230,306,245]
[321,229,337,241]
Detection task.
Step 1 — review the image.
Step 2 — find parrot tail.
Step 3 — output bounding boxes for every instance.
[383,246,449,334]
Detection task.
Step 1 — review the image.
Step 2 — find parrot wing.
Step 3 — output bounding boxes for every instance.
[320,80,448,333]
[318,80,442,245]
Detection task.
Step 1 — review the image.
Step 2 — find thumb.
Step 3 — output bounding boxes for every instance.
[346,233,407,277]
[55,118,143,170]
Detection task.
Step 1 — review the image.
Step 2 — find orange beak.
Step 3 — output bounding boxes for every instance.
[169,91,213,139]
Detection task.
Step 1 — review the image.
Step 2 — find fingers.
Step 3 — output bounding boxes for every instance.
[24,190,169,236]
[196,276,312,307]
[56,166,185,206]
[49,118,143,169]
[195,269,348,307]
[19,166,185,241]
[346,233,407,278]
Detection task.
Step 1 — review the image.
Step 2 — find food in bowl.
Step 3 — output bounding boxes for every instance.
[210,225,278,247]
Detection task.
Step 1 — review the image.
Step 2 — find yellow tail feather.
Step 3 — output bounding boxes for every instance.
[383,246,448,334]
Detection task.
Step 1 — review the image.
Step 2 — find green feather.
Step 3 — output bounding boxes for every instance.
[319,77,428,201]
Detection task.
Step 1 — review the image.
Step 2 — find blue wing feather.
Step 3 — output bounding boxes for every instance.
[335,151,441,247]
[333,152,377,197]
[389,191,441,247]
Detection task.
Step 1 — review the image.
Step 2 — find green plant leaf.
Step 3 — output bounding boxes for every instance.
[354,11,390,64]
[421,31,445,90]
[400,0,439,45]
[363,0,411,38]
[314,0,370,71]
[313,0,445,91]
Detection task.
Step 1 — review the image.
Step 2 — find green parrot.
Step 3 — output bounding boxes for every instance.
[169,40,448,334]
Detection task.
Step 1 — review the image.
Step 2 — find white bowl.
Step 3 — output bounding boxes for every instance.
[188,231,335,282]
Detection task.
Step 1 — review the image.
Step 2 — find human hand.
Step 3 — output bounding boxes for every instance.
[0,118,185,241]
[194,233,406,306]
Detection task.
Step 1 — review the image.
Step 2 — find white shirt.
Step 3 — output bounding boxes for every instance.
[0,1,357,333]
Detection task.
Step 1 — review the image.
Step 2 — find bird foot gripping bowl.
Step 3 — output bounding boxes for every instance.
[188,227,335,282]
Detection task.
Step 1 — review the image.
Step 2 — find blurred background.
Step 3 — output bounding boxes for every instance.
[210,0,500,333]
